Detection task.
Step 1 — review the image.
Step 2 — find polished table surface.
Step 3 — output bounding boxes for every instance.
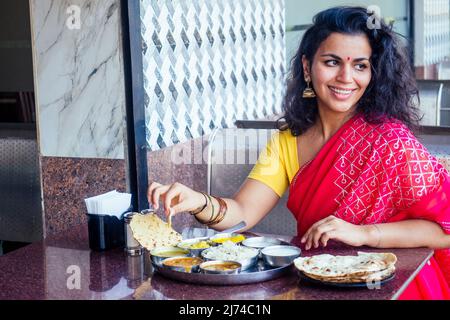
[0,224,433,300]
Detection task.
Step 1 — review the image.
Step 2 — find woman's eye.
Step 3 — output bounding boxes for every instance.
[325,60,339,66]
[355,64,368,71]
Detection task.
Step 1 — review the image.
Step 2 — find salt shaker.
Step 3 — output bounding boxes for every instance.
[123,212,143,256]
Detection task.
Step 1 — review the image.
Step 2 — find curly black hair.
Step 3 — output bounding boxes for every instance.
[279,6,421,136]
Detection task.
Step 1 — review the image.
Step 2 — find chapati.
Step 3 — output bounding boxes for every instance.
[129,212,182,250]
[294,252,397,283]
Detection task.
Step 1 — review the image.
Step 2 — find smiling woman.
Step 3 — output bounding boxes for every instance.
[272,6,450,300]
[302,33,372,117]
[147,6,450,300]
[282,6,421,137]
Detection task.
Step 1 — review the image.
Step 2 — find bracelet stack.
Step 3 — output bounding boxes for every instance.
[190,192,228,226]
[205,196,227,226]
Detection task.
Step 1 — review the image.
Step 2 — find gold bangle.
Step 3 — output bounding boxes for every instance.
[205,195,220,225]
[207,196,227,226]
[190,193,208,216]
[211,207,227,225]
[194,194,214,224]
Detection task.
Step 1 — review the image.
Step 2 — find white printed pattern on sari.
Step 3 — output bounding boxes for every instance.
[333,118,447,225]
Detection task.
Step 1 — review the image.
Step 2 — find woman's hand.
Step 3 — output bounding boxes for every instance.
[301,215,370,250]
[148,182,206,218]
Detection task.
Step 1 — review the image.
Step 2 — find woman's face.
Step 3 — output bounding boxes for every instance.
[303,32,372,116]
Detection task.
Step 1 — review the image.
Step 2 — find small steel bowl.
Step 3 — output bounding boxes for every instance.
[261,245,301,268]
[242,237,282,257]
[161,256,204,273]
[209,232,246,245]
[242,237,282,249]
[149,246,189,267]
[201,246,259,271]
[199,260,242,274]
[177,237,212,257]
[238,252,260,270]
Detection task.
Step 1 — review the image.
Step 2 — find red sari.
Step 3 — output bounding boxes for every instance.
[286,114,450,300]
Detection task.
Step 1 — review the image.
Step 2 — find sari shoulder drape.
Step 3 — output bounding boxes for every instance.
[332,118,450,227]
[286,114,450,290]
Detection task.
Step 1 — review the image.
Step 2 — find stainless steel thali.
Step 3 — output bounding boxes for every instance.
[152,238,298,285]
[154,259,295,285]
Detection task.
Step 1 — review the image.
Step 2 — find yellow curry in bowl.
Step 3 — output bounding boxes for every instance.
[210,233,245,244]
[178,240,211,249]
[162,257,204,273]
[188,240,210,249]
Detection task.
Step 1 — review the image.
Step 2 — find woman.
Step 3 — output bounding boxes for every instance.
[148,7,450,299]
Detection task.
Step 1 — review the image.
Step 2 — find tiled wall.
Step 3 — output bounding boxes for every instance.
[141,0,286,230]
[29,0,128,235]
[141,0,286,151]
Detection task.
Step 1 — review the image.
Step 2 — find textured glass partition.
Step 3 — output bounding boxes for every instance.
[140,0,286,150]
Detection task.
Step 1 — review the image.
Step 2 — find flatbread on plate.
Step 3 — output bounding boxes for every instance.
[294,252,397,283]
[302,265,396,283]
[129,212,182,250]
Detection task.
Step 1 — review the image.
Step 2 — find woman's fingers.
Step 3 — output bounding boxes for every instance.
[147,182,161,207]
[312,224,335,248]
[319,230,336,248]
[301,216,360,250]
[151,184,171,210]
[163,183,184,216]
[304,217,337,250]
[170,201,192,216]
[301,215,335,243]
[148,182,198,217]
[301,222,319,243]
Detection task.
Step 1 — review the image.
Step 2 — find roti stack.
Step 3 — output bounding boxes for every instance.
[294,252,397,283]
[129,212,182,250]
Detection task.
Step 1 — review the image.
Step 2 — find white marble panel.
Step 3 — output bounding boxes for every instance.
[30,0,126,159]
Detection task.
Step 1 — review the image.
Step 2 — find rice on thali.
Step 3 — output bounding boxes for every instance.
[202,241,258,261]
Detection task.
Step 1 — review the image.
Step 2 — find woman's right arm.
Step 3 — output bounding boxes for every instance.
[148,178,280,232]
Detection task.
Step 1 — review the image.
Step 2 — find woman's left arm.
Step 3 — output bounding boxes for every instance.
[363,219,450,249]
[301,215,450,250]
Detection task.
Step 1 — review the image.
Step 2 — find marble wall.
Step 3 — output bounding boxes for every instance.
[30,0,126,159]
[29,0,128,235]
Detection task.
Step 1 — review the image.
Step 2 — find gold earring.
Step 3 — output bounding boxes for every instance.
[302,79,316,98]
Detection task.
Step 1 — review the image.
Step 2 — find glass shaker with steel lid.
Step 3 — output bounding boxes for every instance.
[123,211,143,256]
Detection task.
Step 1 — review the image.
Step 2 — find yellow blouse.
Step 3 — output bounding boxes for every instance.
[247,129,299,197]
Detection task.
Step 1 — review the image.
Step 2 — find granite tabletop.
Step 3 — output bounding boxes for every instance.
[0,224,433,300]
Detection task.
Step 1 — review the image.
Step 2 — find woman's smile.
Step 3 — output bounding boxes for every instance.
[328,86,358,100]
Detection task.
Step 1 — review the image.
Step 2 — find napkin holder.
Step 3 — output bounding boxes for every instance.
[87,213,125,251]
